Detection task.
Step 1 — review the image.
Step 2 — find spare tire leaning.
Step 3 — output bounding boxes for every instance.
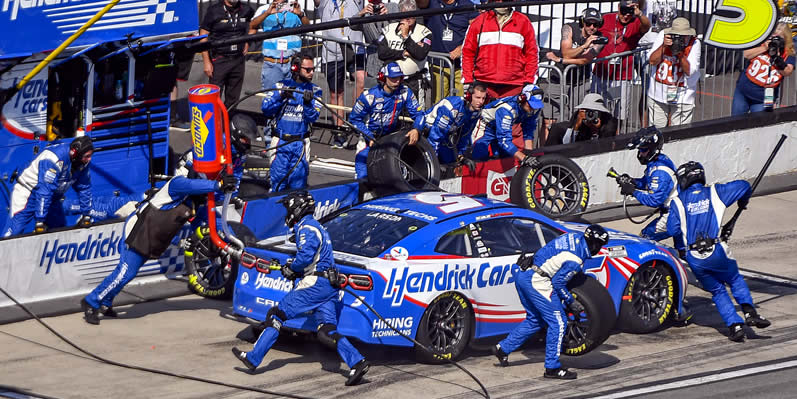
[509,153,589,219]
[366,132,441,195]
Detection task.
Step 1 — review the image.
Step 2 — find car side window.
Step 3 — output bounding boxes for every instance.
[436,218,565,258]
[436,226,473,257]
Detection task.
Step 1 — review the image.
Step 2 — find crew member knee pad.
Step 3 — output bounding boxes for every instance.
[264,307,288,331]
[317,323,343,350]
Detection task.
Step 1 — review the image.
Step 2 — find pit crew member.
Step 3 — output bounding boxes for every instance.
[665,161,770,342]
[470,84,543,162]
[81,171,238,324]
[492,224,609,380]
[348,62,424,178]
[3,136,94,237]
[232,191,370,386]
[262,54,322,192]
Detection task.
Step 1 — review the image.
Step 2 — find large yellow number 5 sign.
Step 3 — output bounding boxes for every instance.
[704,0,779,49]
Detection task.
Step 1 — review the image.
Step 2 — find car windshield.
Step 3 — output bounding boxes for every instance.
[323,209,428,257]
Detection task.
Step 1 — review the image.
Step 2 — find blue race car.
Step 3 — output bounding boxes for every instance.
[232,192,689,361]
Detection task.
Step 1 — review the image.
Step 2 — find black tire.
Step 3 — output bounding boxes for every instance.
[230,113,259,145]
[366,132,441,196]
[563,274,616,356]
[509,153,589,219]
[184,222,256,300]
[618,261,676,333]
[415,291,473,363]
[238,179,270,197]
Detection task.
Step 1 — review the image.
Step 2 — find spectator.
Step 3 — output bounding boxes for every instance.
[732,23,795,115]
[462,0,538,150]
[417,0,479,103]
[545,93,617,145]
[592,0,650,124]
[200,0,255,108]
[639,0,678,46]
[646,17,700,127]
[251,0,310,91]
[543,7,607,141]
[316,0,370,148]
[353,0,394,80]
[377,0,433,106]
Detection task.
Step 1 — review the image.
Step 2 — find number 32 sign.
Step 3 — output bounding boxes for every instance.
[705,0,779,49]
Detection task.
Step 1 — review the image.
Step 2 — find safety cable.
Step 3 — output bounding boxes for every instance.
[621,195,659,224]
[0,285,313,399]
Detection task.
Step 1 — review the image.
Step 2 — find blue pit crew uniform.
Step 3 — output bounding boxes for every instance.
[3,142,91,237]
[349,82,423,178]
[471,95,541,161]
[83,176,219,311]
[497,232,591,370]
[631,153,682,247]
[665,180,756,328]
[414,96,480,164]
[240,214,365,369]
[262,79,321,192]
[63,192,145,222]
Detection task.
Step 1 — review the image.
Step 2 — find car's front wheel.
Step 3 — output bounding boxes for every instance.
[618,261,676,333]
[415,291,473,364]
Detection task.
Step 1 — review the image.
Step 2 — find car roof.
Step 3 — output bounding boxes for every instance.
[352,191,522,223]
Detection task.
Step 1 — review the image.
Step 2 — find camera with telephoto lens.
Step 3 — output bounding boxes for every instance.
[768,35,786,58]
[592,31,609,45]
[669,34,685,54]
[585,109,600,125]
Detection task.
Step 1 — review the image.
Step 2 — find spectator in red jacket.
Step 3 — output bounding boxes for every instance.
[591,0,650,125]
[461,0,538,149]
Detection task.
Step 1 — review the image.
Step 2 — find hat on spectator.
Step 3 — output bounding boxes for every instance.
[582,8,602,24]
[382,62,404,78]
[575,93,611,114]
[521,84,544,109]
[662,17,696,36]
[619,0,635,7]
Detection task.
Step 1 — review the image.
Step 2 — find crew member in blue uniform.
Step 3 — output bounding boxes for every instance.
[348,62,424,178]
[232,191,370,386]
[616,127,683,252]
[3,136,94,237]
[262,54,321,192]
[492,224,609,380]
[665,161,770,342]
[470,84,544,162]
[81,171,238,324]
[407,81,488,168]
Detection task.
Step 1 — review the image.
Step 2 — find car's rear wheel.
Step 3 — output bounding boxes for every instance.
[415,291,473,363]
[563,274,616,356]
[618,261,676,333]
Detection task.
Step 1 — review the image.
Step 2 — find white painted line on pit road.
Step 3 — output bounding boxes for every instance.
[740,270,797,286]
[590,359,797,399]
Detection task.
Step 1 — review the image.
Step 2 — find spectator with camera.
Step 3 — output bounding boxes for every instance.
[732,23,795,115]
[377,0,433,106]
[646,17,700,127]
[251,0,310,91]
[545,93,618,146]
[592,0,650,125]
[354,0,394,80]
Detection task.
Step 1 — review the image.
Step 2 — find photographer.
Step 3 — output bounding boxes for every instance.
[545,93,618,146]
[732,23,795,115]
[646,17,701,127]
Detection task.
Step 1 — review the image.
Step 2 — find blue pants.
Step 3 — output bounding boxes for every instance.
[731,86,767,116]
[270,140,308,192]
[498,269,568,369]
[4,193,66,237]
[641,213,685,251]
[471,130,515,162]
[430,141,458,165]
[687,243,754,327]
[246,275,364,368]
[355,145,370,179]
[84,245,148,308]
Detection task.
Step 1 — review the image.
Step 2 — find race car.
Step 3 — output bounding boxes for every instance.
[231,191,690,361]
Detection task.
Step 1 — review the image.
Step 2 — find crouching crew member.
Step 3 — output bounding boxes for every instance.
[492,224,609,380]
[81,172,238,324]
[263,54,322,192]
[3,136,95,237]
[349,62,424,178]
[471,84,543,163]
[232,191,370,386]
[665,161,770,342]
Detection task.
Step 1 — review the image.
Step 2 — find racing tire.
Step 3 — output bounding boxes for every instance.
[231,112,259,145]
[509,154,589,219]
[366,132,441,196]
[618,261,676,333]
[184,222,257,300]
[563,274,616,356]
[415,291,473,364]
[238,179,270,198]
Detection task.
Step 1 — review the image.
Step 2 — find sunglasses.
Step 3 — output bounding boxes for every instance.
[584,21,601,27]
[619,6,635,15]
[299,66,314,72]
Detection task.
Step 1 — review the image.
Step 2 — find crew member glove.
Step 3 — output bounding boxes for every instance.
[516,252,534,271]
[773,56,788,71]
[219,174,239,193]
[519,155,540,168]
[34,221,47,234]
[280,89,293,100]
[77,215,92,228]
[618,173,634,186]
[457,155,477,173]
[303,89,313,104]
[620,181,636,196]
[281,259,298,280]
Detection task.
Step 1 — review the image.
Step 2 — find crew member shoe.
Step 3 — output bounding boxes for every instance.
[728,323,746,342]
[101,306,118,318]
[745,312,771,329]
[231,347,257,371]
[80,298,100,325]
[345,359,370,386]
[492,344,509,367]
[544,368,577,380]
